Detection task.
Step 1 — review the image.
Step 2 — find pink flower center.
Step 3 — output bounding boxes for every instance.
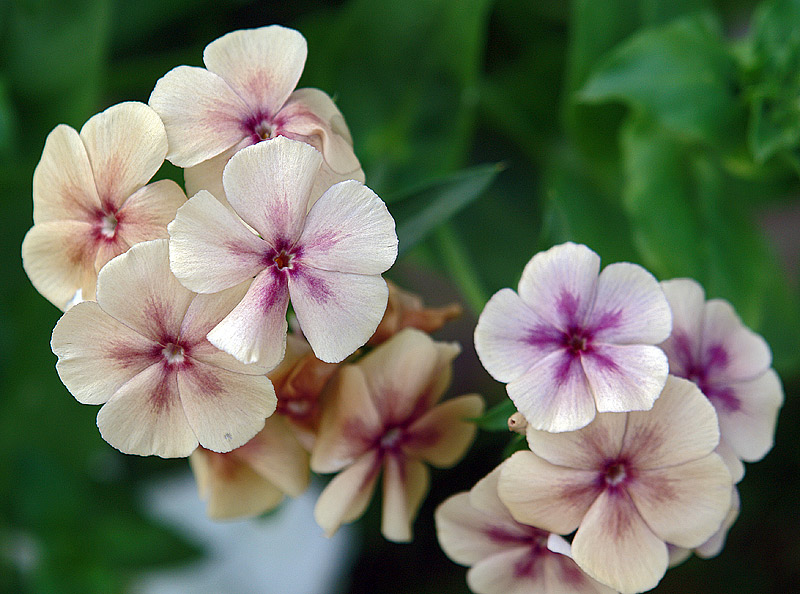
[162,342,186,366]
[273,250,295,270]
[562,326,591,355]
[604,461,627,486]
[380,427,404,450]
[100,212,118,238]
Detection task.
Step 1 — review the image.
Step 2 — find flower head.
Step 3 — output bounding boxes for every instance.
[22,102,185,309]
[436,466,617,594]
[51,239,276,458]
[475,242,672,432]
[498,376,732,594]
[310,328,484,542]
[149,25,362,207]
[659,278,783,472]
[168,135,397,367]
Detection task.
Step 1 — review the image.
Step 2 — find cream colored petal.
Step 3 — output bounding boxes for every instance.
[715,439,745,483]
[628,454,732,548]
[79,102,167,206]
[621,375,720,469]
[97,363,197,458]
[203,25,306,116]
[659,278,705,376]
[381,456,429,542]
[149,65,251,167]
[466,548,547,594]
[52,301,157,405]
[695,485,739,558]
[22,221,98,310]
[177,360,276,453]
[572,491,667,594]
[668,545,692,567]
[314,450,381,537]
[404,394,483,467]
[184,142,243,207]
[310,366,382,473]
[95,239,195,342]
[469,464,520,522]
[543,539,620,594]
[116,179,186,248]
[32,123,101,223]
[498,451,598,535]
[189,448,284,519]
[92,233,128,274]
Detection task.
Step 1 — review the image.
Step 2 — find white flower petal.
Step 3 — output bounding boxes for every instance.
[517,243,600,331]
[659,278,706,377]
[203,25,307,116]
[288,267,388,363]
[696,485,740,558]
[183,142,242,206]
[116,179,186,248]
[701,299,772,382]
[381,457,429,542]
[168,190,266,293]
[298,180,397,275]
[715,440,745,483]
[314,450,381,537]
[149,65,251,167]
[590,262,671,344]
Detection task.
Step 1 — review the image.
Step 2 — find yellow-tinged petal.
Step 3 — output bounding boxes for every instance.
[381,456,429,542]
[314,450,380,537]
[405,394,483,468]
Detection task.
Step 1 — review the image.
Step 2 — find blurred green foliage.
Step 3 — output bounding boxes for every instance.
[1,0,799,593]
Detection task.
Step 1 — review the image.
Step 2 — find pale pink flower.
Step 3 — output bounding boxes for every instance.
[668,486,740,567]
[659,278,783,473]
[498,376,732,594]
[21,102,185,309]
[168,136,397,368]
[436,466,617,594]
[149,25,362,206]
[474,242,672,433]
[51,240,276,458]
[310,328,484,542]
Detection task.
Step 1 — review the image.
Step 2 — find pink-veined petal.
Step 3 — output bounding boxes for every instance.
[298,180,397,275]
[207,268,289,368]
[288,267,388,363]
[97,363,197,458]
[466,547,548,594]
[203,25,306,116]
[176,360,276,453]
[52,301,157,404]
[32,124,101,223]
[168,190,266,293]
[223,136,320,243]
[498,451,599,535]
[582,344,668,413]
[517,243,600,331]
[590,262,671,344]
[628,454,732,548]
[381,456,430,542]
[314,450,381,537]
[621,376,720,469]
[405,394,483,467]
[571,490,667,594]
[474,288,562,383]
[659,278,706,376]
[436,492,514,566]
[79,102,168,205]
[149,65,251,167]
[116,179,186,247]
[95,239,194,343]
[506,350,597,433]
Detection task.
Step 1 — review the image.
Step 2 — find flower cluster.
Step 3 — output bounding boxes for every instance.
[437,242,783,593]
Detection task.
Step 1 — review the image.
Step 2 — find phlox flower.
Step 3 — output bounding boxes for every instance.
[310,328,484,542]
[22,102,185,309]
[51,240,276,458]
[668,486,740,567]
[168,136,397,368]
[436,466,617,594]
[149,25,362,207]
[474,242,672,433]
[498,376,732,594]
[659,278,783,476]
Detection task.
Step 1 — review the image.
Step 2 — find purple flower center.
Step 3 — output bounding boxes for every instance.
[562,326,591,355]
[242,111,284,144]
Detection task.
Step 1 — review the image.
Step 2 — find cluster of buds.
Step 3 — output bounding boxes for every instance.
[437,243,783,593]
[22,25,482,542]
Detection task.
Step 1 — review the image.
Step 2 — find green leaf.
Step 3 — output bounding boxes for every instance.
[471,399,516,432]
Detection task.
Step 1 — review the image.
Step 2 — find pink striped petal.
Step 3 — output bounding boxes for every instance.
[659,278,706,376]
[288,267,388,363]
[314,450,381,537]
[203,26,306,117]
[168,190,266,293]
[298,180,397,275]
[436,492,515,566]
[590,262,671,344]
[207,268,289,368]
[116,179,186,247]
[701,299,772,382]
[405,394,483,467]
[381,456,430,542]
[149,65,251,167]
[517,243,600,331]
[79,102,167,206]
[466,548,547,594]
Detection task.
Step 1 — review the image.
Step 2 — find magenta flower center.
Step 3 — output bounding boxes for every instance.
[273,249,295,270]
[562,326,591,355]
[162,342,186,365]
[604,462,627,486]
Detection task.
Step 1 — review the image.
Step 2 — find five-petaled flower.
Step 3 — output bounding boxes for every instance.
[474,242,672,433]
[51,239,277,458]
[22,102,185,310]
[310,328,484,542]
[168,135,397,368]
[498,375,732,594]
[659,278,783,480]
[149,25,362,207]
[436,466,618,594]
